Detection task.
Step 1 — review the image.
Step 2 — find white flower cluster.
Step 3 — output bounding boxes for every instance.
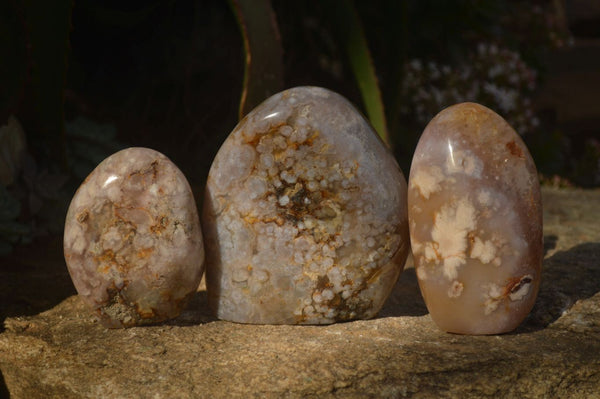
[400,43,539,135]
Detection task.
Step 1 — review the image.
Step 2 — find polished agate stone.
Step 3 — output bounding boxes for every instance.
[64,147,204,328]
[408,102,542,334]
[203,86,409,324]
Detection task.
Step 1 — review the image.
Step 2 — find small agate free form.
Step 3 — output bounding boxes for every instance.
[408,102,543,334]
[64,147,204,328]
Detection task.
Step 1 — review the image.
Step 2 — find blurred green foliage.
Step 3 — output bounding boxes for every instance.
[273,0,581,178]
[323,1,390,145]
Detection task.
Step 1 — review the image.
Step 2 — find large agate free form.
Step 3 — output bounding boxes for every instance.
[64,147,204,328]
[203,86,410,324]
[408,103,542,334]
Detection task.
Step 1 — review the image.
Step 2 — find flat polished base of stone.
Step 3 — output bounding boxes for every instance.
[1,187,599,398]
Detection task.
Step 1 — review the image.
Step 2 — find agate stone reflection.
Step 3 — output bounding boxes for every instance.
[203,86,410,324]
[64,147,204,328]
[408,103,543,335]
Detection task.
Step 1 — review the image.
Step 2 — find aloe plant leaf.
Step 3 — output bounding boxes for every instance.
[327,1,390,147]
[229,0,284,119]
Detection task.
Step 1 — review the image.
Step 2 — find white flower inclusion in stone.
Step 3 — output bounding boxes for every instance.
[425,198,477,280]
[408,102,543,335]
[203,87,410,325]
[470,237,498,265]
[410,166,444,200]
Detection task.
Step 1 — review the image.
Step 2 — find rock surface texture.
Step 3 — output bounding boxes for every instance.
[63,147,205,328]
[1,187,599,398]
[408,103,543,334]
[203,86,409,324]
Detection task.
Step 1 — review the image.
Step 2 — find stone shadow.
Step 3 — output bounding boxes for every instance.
[2,235,596,332]
[0,236,76,333]
[379,266,428,318]
[0,235,218,331]
[197,188,222,324]
[517,241,600,333]
[544,234,558,256]
[168,288,218,326]
[0,369,8,399]
[378,238,600,327]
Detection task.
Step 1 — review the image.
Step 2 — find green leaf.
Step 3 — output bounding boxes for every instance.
[326,1,390,147]
[229,0,284,119]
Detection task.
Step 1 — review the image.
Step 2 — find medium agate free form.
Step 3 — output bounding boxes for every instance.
[64,147,204,328]
[408,103,542,334]
[203,86,410,324]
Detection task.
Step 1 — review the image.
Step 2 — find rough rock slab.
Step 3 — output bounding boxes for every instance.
[1,187,600,398]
